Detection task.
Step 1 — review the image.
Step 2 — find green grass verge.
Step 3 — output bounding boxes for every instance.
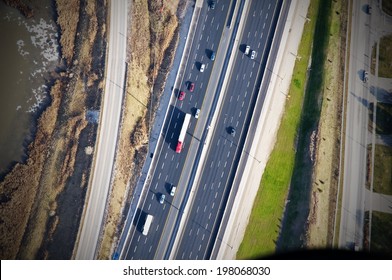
[236,1,321,259]
[378,34,392,78]
[370,211,392,256]
[376,102,392,135]
[373,145,392,195]
[382,0,392,17]
[370,43,376,75]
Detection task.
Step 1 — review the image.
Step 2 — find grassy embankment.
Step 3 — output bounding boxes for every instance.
[382,0,392,17]
[378,34,392,78]
[236,0,322,259]
[97,0,180,259]
[373,145,392,195]
[0,0,106,259]
[370,211,392,255]
[306,0,346,248]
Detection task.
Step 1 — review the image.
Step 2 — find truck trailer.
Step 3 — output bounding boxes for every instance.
[176,113,191,153]
[142,214,153,235]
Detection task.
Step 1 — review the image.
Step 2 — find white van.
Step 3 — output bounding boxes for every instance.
[170,185,177,196]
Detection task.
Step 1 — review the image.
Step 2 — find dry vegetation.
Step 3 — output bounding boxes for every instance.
[56,0,80,65]
[306,0,347,247]
[0,0,106,259]
[97,0,180,259]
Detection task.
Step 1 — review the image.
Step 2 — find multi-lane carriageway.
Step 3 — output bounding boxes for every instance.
[120,0,287,260]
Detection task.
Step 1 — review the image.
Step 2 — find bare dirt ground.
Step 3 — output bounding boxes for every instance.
[96,0,181,259]
[306,0,347,247]
[0,0,107,259]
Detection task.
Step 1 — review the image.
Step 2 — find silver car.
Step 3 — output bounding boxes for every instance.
[195,108,200,119]
[159,194,165,204]
[245,45,250,55]
[200,63,205,72]
[170,185,177,196]
[251,50,256,59]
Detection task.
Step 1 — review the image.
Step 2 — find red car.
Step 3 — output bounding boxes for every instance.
[188,82,195,92]
[178,91,186,100]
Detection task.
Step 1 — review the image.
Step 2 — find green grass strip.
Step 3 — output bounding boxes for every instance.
[236,0,321,259]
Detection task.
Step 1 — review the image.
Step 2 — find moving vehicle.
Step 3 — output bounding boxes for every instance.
[176,113,191,153]
[178,91,186,100]
[367,5,372,14]
[188,82,195,92]
[170,185,177,196]
[200,63,205,72]
[229,127,236,136]
[363,70,368,83]
[142,214,153,235]
[245,45,250,55]
[195,108,200,119]
[210,1,215,9]
[251,50,256,59]
[159,194,165,204]
[210,51,216,61]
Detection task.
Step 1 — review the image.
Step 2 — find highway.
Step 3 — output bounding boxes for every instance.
[173,0,283,260]
[75,0,127,259]
[122,0,232,260]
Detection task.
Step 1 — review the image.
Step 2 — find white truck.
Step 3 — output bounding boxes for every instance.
[176,113,191,153]
[142,214,153,236]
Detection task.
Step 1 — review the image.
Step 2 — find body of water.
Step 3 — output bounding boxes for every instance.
[0,1,60,175]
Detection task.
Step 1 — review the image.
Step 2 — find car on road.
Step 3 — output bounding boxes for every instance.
[159,194,165,204]
[195,108,200,119]
[209,1,215,9]
[245,45,250,55]
[367,5,372,14]
[188,82,195,92]
[363,70,368,83]
[200,63,205,72]
[170,185,177,196]
[210,51,216,61]
[178,91,186,100]
[229,127,236,136]
[251,50,256,60]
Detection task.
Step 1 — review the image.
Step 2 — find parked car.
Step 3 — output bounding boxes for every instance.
[200,63,205,72]
[195,108,200,119]
[251,50,256,59]
[159,194,165,204]
[188,82,195,92]
[178,91,186,100]
[245,45,250,55]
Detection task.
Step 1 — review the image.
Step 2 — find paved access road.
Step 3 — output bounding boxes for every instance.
[339,0,392,250]
[174,0,283,260]
[123,0,231,260]
[75,0,127,259]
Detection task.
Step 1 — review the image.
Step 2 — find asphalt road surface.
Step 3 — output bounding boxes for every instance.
[339,0,371,250]
[123,0,232,260]
[174,0,282,260]
[75,0,127,259]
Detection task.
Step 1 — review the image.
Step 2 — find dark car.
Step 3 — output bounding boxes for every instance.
[210,51,216,61]
[188,82,195,92]
[178,91,186,100]
[229,127,236,136]
[210,1,215,9]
